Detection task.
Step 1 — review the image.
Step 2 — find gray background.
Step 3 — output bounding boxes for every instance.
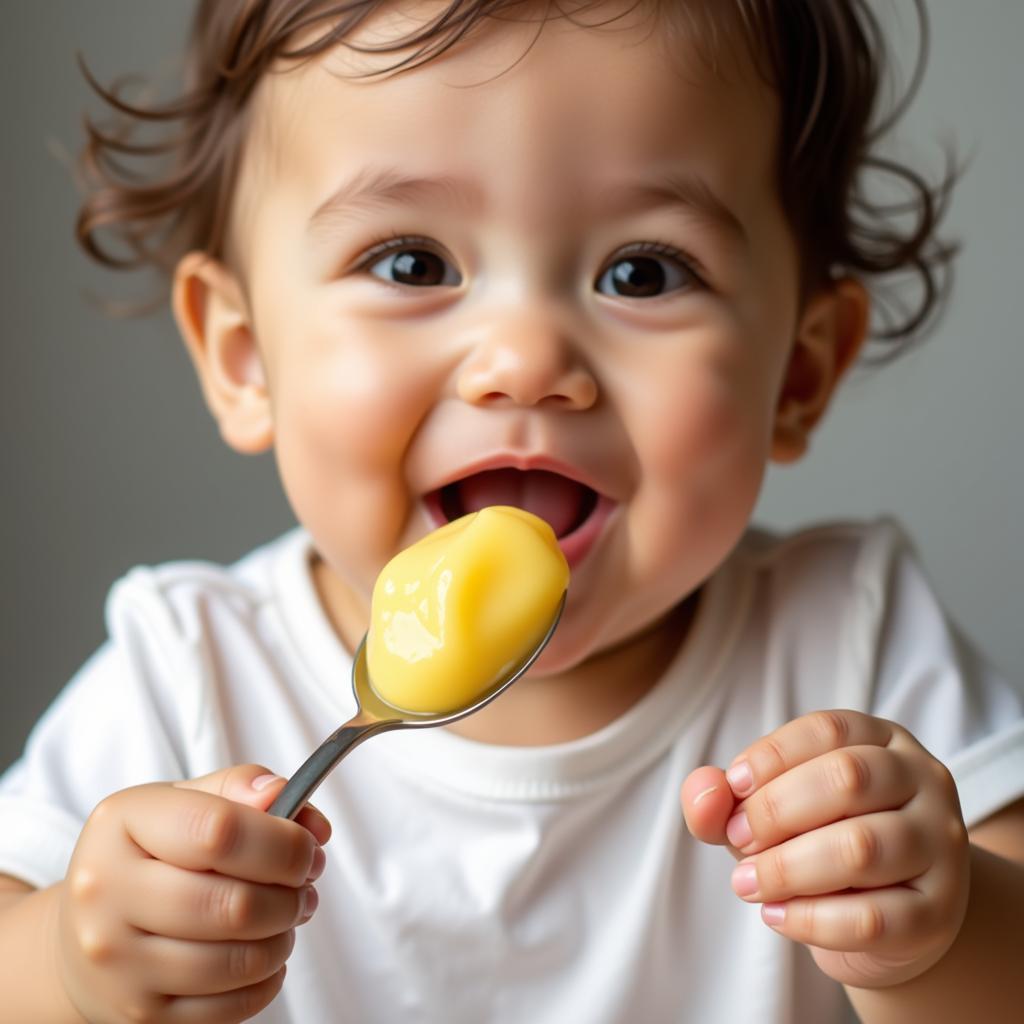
[2,1,1022,771]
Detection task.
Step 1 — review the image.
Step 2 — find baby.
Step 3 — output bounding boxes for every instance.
[2,1,1023,1021]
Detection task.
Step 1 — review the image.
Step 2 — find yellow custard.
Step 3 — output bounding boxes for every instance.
[366,506,569,714]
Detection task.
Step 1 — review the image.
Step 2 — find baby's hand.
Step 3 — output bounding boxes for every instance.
[681,710,970,989]
[55,764,331,1024]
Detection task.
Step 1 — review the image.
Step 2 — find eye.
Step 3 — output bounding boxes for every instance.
[359,235,462,288]
[596,243,702,298]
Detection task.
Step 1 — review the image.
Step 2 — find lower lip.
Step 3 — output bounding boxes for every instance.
[421,492,616,570]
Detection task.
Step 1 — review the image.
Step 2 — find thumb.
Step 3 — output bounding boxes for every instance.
[174,763,285,812]
[680,765,744,860]
[175,764,333,845]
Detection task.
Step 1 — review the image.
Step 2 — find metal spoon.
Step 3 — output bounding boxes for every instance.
[268,593,566,819]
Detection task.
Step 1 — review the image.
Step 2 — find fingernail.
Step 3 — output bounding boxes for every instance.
[692,785,719,806]
[762,903,786,926]
[252,773,283,791]
[725,811,752,848]
[726,761,753,797]
[300,885,319,922]
[306,846,326,883]
[731,862,758,898]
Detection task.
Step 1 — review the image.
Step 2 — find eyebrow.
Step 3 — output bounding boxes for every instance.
[597,171,747,244]
[307,168,485,237]
[306,165,746,244]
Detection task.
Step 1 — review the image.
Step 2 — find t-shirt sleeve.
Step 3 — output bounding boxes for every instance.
[842,521,1024,829]
[0,571,204,889]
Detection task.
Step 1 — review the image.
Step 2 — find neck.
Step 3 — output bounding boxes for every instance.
[311,553,700,747]
[443,593,699,745]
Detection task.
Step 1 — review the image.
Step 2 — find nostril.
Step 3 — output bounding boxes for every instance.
[456,338,597,410]
[477,389,584,408]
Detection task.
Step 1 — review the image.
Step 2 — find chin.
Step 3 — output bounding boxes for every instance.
[520,613,616,679]
[518,633,579,678]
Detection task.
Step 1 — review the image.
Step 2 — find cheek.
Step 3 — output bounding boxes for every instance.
[635,337,775,488]
[263,317,439,584]
[621,333,778,572]
[277,341,418,468]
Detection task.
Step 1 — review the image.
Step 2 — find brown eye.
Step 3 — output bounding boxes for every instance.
[368,247,460,287]
[596,247,699,298]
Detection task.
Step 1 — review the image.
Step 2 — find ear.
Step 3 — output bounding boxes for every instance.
[171,251,273,454]
[771,276,870,463]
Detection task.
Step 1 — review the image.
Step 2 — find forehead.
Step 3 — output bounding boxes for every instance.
[238,1,778,236]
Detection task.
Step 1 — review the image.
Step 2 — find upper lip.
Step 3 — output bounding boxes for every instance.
[425,452,612,498]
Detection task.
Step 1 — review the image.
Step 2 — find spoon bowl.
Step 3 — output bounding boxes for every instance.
[269,592,566,819]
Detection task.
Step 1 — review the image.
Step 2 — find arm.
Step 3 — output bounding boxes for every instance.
[845,798,1024,1024]
[0,877,87,1022]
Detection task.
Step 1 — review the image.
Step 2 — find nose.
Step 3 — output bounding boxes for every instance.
[455,307,598,411]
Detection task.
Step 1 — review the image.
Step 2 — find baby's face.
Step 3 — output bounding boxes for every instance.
[224,4,804,673]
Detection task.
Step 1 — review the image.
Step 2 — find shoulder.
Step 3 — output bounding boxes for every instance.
[726,520,1024,826]
[735,515,910,585]
[72,528,318,765]
[105,528,309,638]
[721,517,930,714]
[731,516,912,635]
[97,528,314,696]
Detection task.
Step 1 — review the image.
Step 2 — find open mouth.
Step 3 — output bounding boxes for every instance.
[426,468,601,540]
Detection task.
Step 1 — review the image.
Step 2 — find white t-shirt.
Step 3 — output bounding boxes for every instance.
[1,519,1022,1023]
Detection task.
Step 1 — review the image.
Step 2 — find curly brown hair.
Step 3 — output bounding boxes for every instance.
[76,0,957,355]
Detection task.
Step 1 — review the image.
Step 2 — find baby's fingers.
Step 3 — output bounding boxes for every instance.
[178,766,333,848]
[760,887,931,956]
[731,812,930,904]
[727,710,895,799]
[727,745,917,855]
[132,967,287,1024]
[136,930,296,997]
[121,785,319,887]
[126,859,317,941]
[681,766,738,850]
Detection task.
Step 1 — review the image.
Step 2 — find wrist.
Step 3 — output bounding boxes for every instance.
[845,844,1024,1023]
[47,882,92,1024]
[0,881,89,1023]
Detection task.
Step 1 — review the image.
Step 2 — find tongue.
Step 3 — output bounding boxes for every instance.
[456,469,586,539]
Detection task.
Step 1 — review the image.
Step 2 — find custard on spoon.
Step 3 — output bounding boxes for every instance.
[270,506,569,819]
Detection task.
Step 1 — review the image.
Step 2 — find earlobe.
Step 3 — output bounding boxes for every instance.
[171,251,273,454]
[770,277,869,464]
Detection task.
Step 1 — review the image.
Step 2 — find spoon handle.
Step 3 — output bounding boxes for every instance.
[268,717,393,820]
